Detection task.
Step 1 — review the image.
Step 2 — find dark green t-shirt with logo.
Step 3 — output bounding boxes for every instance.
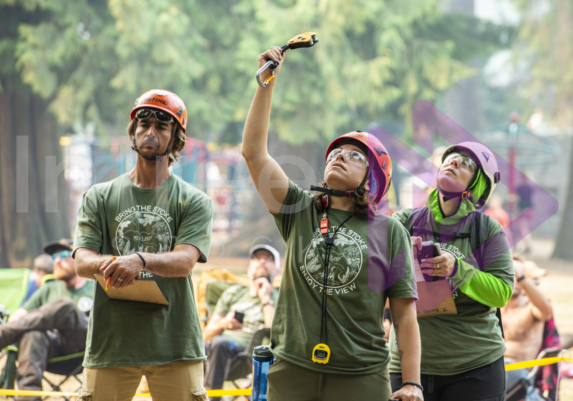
[73,173,213,368]
[23,280,94,314]
[271,181,416,375]
[213,284,279,349]
[389,206,513,375]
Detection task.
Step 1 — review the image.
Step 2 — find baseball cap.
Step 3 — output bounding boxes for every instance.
[43,239,73,255]
[249,244,280,271]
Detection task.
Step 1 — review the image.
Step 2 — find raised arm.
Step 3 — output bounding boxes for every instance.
[242,47,290,214]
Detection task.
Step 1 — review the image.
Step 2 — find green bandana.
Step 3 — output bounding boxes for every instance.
[429,167,488,224]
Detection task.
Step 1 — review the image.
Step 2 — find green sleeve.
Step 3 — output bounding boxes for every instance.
[450,218,514,308]
[390,208,413,228]
[174,191,213,263]
[271,180,313,241]
[458,264,513,308]
[73,186,103,257]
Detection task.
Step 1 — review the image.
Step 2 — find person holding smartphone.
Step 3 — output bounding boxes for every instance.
[242,46,422,401]
[203,245,281,400]
[389,144,514,401]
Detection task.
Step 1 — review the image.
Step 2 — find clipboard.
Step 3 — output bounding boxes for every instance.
[412,253,457,318]
[95,275,169,305]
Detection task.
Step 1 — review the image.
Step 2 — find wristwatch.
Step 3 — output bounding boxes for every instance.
[517,274,526,282]
[262,300,274,308]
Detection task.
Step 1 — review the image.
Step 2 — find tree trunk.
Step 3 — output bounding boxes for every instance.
[0,87,69,269]
[552,141,573,260]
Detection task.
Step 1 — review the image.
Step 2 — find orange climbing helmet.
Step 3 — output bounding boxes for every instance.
[130,89,188,133]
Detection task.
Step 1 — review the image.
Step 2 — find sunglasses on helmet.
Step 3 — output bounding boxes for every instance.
[135,108,173,124]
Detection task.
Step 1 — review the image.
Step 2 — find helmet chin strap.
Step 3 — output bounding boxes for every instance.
[310,174,368,199]
[131,124,176,164]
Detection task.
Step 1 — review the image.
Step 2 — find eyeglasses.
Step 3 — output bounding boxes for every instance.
[442,153,477,173]
[135,108,173,124]
[326,148,369,169]
[52,250,71,260]
[252,255,274,264]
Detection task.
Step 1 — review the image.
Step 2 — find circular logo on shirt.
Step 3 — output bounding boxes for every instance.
[304,232,363,289]
[115,211,172,255]
[77,296,94,313]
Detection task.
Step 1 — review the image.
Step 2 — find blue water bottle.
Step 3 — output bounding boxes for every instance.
[252,345,274,401]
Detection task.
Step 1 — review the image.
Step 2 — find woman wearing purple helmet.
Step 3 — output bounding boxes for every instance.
[389,143,513,401]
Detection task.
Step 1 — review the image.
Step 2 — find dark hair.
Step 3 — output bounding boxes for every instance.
[312,169,379,216]
[127,119,186,167]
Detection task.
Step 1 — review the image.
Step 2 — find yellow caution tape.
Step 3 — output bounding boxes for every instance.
[505,356,573,371]
[5,357,573,398]
[0,388,252,398]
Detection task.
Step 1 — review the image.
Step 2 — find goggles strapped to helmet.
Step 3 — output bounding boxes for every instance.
[135,108,174,124]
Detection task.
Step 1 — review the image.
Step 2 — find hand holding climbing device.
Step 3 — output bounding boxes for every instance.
[256,32,319,87]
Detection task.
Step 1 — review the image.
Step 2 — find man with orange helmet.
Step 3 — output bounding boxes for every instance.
[241,47,422,401]
[73,90,213,401]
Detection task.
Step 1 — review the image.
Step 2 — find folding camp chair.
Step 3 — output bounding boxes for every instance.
[0,269,85,398]
[506,347,570,401]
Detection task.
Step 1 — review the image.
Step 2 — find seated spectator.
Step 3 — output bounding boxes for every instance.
[0,239,93,400]
[23,254,55,302]
[502,255,554,399]
[203,245,280,400]
[502,255,553,363]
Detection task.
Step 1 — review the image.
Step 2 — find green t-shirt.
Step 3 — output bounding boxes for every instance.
[389,205,513,375]
[23,280,94,314]
[213,284,279,349]
[271,181,416,375]
[73,173,213,368]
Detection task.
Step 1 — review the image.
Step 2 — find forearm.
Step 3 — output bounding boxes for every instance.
[394,311,421,384]
[203,319,226,343]
[520,278,552,320]
[74,248,112,279]
[457,260,512,308]
[139,250,196,277]
[242,84,275,162]
[262,304,275,327]
[8,308,28,322]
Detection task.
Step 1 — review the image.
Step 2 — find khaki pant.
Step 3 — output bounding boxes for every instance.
[267,358,391,401]
[77,360,208,401]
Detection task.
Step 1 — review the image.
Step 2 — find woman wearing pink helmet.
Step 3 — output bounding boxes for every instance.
[242,47,423,401]
[389,143,513,401]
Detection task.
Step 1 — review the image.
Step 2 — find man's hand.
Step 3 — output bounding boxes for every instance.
[222,311,243,331]
[254,277,273,303]
[100,255,142,289]
[420,251,456,278]
[390,384,424,401]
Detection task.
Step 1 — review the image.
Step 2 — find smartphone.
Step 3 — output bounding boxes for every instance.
[418,241,442,282]
[234,311,245,324]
